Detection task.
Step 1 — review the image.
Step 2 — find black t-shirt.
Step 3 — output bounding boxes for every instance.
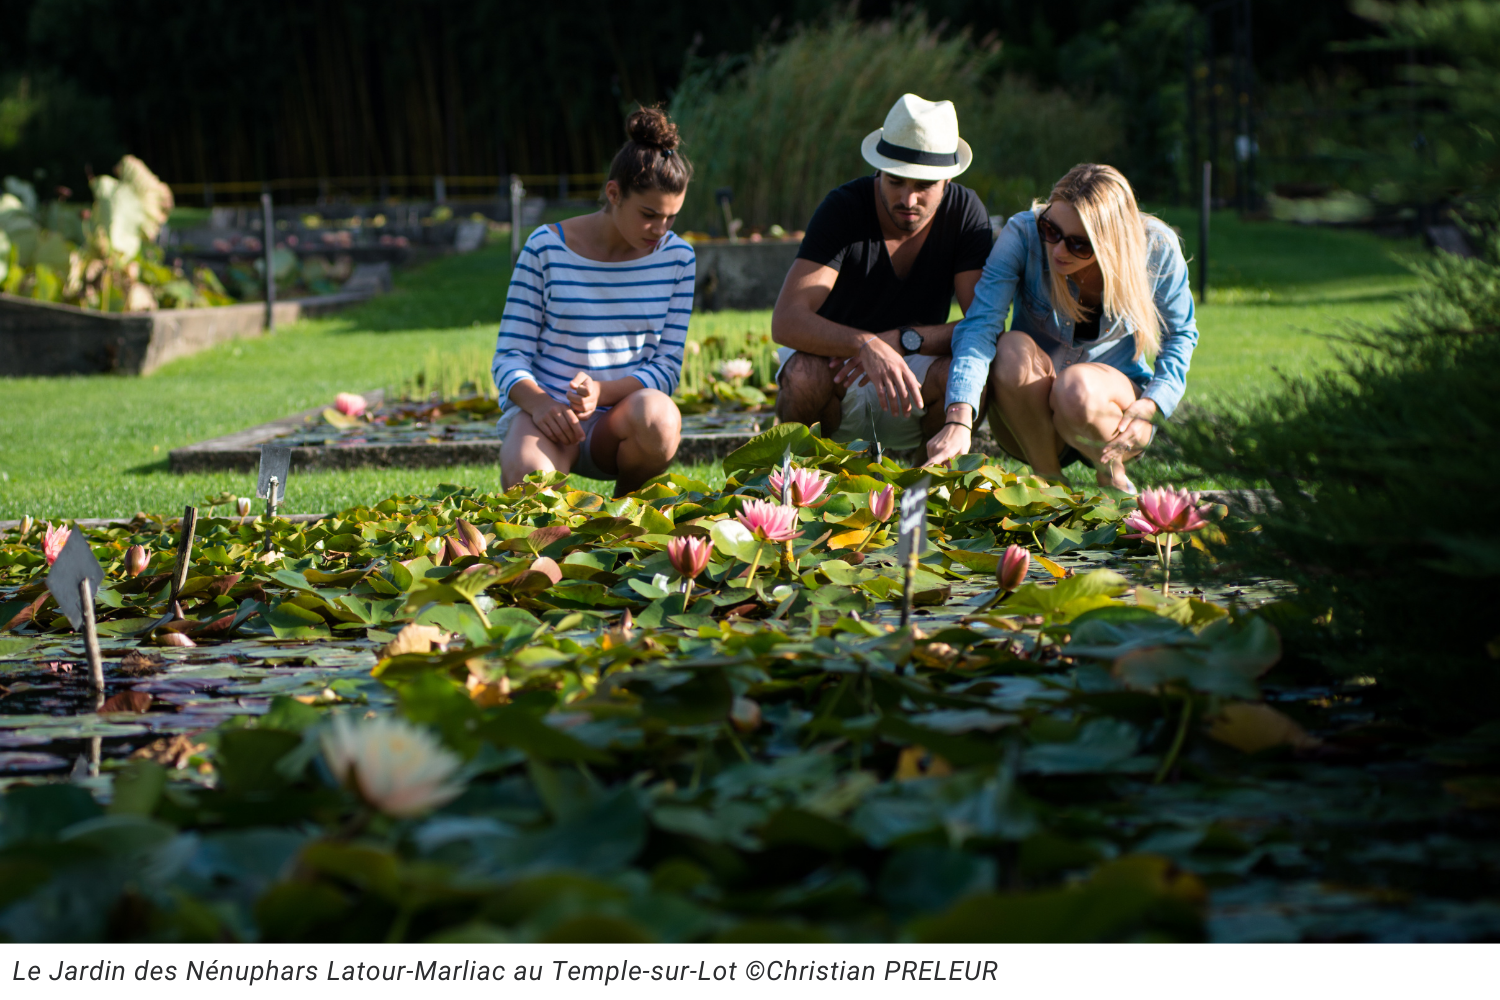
[796,174,993,333]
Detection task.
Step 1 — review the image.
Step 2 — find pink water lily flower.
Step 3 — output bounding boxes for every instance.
[998,544,1030,592]
[335,392,367,418]
[668,535,713,580]
[735,499,802,542]
[42,524,71,565]
[1123,487,1212,538]
[869,485,896,522]
[769,466,831,507]
[124,544,150,578]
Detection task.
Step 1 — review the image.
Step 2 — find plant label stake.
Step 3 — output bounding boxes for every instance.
[865,398,883,465]
[896,476,930,628]
[47,532,105,691]
[257,444,291,552]
[168,505,199,619]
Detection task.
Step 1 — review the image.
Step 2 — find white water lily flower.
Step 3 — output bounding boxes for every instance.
[320,714,465,818]
[718,358,754,382]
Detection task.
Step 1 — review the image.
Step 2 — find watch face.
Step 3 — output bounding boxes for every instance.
[901,328,922,352]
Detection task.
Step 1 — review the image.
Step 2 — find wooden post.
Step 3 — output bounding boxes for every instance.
[169,505,199,620]
[261,192,276,331]
[1199,161,1212,303]
[79,577,104,692]
[510,174,524,267]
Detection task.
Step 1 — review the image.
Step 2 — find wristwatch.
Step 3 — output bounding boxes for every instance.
[899,326,923,354]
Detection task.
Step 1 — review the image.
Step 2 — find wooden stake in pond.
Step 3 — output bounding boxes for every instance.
[46,531,106,691]
[261,192,277,331]
[168,504,199,620]
[896,476,931,629]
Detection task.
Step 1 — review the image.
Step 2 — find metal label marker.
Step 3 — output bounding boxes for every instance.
[896,475,931,628]
[257,444,292,504]
[46,531,105,690]
[780,446,794,505]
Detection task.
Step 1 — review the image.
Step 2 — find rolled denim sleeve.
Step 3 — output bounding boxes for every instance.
[946,216,1029,411]
[1139,228,1199,419]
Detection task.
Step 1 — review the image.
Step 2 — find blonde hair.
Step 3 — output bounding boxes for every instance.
[1033,164,1163,360]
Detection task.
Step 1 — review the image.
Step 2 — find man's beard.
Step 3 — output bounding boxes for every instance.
[884,199,929,232]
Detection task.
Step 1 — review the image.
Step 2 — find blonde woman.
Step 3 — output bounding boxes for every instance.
[926,164,1198,492]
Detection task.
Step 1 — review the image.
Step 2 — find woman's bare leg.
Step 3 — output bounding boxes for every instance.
[589,387,682,496]
[501,412,579,489]
[1050,362,1143,490]
[990,331,1065,476]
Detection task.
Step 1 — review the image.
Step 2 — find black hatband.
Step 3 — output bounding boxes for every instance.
[876,138,960,167]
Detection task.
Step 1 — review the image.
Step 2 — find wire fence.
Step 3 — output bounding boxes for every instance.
[166,173,609,207]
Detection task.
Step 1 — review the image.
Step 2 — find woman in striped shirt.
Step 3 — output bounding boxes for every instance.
[493,108,695,495]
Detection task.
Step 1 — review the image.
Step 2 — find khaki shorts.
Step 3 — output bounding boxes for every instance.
[495,404,611,481]
[775,347,936,452]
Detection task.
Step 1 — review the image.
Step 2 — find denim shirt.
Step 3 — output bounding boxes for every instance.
[947,210,1199,419]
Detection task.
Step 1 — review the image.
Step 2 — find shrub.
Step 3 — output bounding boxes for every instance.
[669,13,1122,232]
[1172,206,1500,729]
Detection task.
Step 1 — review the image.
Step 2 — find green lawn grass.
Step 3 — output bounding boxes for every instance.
[0,212,1422,520]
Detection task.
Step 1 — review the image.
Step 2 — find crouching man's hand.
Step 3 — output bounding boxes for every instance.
[833,332,924,417]
[925,403,974,467]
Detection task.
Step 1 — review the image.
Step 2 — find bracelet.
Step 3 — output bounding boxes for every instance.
[943,420,972,431]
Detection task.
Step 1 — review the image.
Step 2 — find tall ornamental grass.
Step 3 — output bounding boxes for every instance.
[669,14,1123,232]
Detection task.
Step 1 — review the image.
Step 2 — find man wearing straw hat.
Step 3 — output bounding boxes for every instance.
[772,93,992,461]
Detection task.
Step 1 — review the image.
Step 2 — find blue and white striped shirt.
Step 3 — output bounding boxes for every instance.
[492,224,695,413]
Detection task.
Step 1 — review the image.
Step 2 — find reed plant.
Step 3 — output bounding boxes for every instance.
[670,12,1122,231]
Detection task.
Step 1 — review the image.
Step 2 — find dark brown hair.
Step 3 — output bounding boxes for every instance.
[606,107,693,199]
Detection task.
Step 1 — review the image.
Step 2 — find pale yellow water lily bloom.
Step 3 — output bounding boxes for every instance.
[320,714,465,818]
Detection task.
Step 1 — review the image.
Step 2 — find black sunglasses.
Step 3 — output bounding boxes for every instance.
[1037,208,1094,259]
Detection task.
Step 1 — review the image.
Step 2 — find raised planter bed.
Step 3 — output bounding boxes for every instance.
[691,239,801,311]
[169,390,767,474]
[0,288,378,377]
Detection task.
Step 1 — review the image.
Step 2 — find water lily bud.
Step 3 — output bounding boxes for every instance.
[731,696,762,733]
[124,544,149,578]
[18,516,32,538]
[157,631,196,647]
[869,485,896,523]
[668,535,712,580]
[456,518,486,557]
[997,544,1030,593]
[444,537,468,564]
[236,497,252,517]
[334,392,367,417]
[42,524,71,566]
[529,556,563,584]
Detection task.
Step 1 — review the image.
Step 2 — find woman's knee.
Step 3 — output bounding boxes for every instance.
[991,331,1049,383]
[621,388,681,440]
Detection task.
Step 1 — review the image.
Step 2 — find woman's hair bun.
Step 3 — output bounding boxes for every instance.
[626,107,680,152]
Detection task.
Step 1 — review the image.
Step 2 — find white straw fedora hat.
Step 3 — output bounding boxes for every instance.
[861,93,972,181]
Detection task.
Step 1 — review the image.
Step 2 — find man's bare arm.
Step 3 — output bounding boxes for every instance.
[772,260,956,356]
[771,260,926,414]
